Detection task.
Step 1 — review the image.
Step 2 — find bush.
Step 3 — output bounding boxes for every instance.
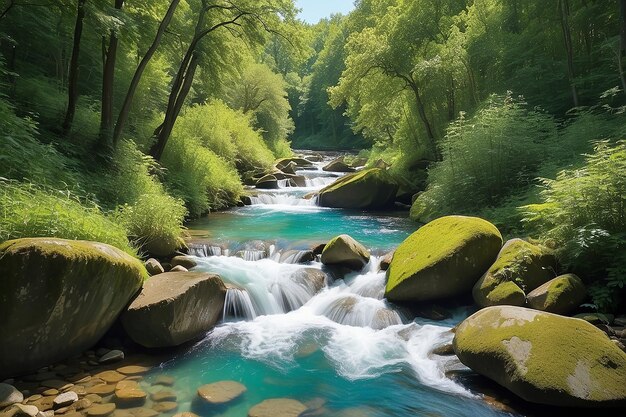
[0,180,135,255]
[162,134,244,217]
[521,141,626,312]
[412,93,557,221]
[113,193,187,256]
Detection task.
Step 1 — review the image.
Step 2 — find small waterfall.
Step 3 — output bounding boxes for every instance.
[188,244,226,257]
[304,176,336,188]
[223,287,257,320]
[235,249,267,262]
[248,193,315,206]
[277,179,292,188]
[312,293,403,330]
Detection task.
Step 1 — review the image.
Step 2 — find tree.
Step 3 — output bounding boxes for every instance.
[559,0,579,107]
[100,0,124,144]
[62,0,87,134]
[112,0,180,146]
[149,0,295,160]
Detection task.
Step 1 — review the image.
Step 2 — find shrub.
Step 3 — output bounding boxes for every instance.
[113,193,187,257]
[412,93,557,221]
[522,141,626,311]
[0,180,135,255]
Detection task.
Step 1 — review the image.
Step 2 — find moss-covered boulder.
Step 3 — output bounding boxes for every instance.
[385,216,502,302]
[121,272,226,348]
[0,238,146,378]
[472,239,557,308]
[322,157,355,173]
[275,157,313,171]
[321,235,370,270]
[453,306,626,407]
[317,168,398,209]
[526,274,586,315]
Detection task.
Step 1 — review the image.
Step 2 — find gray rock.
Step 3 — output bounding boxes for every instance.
[145,259,164,276]
[170,256,197,270]
[53,392,78,408]
[98,350,124,364]
[0,383,23,408]
[121,272,226,348]
[11,404,39,417]
[169,265,188,273]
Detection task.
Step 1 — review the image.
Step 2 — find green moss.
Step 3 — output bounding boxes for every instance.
[488,239,555,291]
[319,168,388,194]
[386,216,502,301]
[454,306,626,405]
[487,280,526,305]
[321,234,370,269]
[527,273,587,314]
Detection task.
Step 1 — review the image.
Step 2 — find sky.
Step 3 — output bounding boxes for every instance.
[296,0,356,24]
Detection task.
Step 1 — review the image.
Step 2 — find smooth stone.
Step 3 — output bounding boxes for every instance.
[25,395,43,404]
[94,372,124,385]
[116,367,149,377]
[30,397,54,412]
[150,390,176,402]
[83,395,102,404]
[127,408,158,417]
[114,389,146,403]
[40,410,54,417]
[197,381,246,404]
[71,399,92,411]
[53,392,78,409]
[168,265,188,273]
[172,413,199,417]
[114,382,139,392]
[151,377,174,387]
[11,404,40,417]
[98,351,124,365]
[0,383,24,408]
[40,382,69,391]
[86,404,116,417]
[247,398,307,417]
[42,391,59,397]
[144,259,165,276]
[151,402,177,413]
[85,386,115,396]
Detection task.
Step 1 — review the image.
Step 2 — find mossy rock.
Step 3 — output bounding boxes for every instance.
[526,274,587,315]
[385,216,503,302]
[321,234,370,270]
[473,239,557,308]
[0,238,146,379]
[143,236,185,258]
[322,157,355,173]
[408,196,436,223]
[275,157,313,170]
[317,168,398,209]
[453,306,626,407]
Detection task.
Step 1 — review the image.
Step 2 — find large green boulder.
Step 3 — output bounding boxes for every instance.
[317,168,398,209]
[526,274,587,315]
[385,216,503,302]
[0,238,146,378]
[453,306,626,407]
[121,272,226,348]
[321,234,370,270]
[473,239,557,308]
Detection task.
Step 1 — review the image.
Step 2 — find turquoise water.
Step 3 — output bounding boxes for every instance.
[187,205,415,251]
[151,154,516,417]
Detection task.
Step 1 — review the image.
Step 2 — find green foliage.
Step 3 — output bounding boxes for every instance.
[0,180,135,255]
[522,141,626,311]
[113,192,186,256]
[413,94,556,221]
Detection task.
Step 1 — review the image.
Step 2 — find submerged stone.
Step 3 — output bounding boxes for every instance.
[247,398,307,417]
[197,381,246,405]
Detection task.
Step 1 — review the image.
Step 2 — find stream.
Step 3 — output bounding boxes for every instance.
[146,152,516,417]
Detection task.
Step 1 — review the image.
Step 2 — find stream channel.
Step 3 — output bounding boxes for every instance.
[145,151,517,417]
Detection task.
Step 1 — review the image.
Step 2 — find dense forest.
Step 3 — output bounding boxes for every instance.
[1,0,625,313]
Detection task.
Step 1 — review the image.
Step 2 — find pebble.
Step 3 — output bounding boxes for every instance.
[151,402,177,413]
[116,367,149,377]
[30,397,54,412]
[98,351,124,365]
[197,381,246,404]
[11,404,40,417]
[150,390,176,402]
[71,398,92,411]
[41,391,58,398]
[127,408,158,417]
[94,373,124,385]
[40,410,54,417]
[85,385,116,396]
[53,392,78,409]
[84,395,102,405]
[25,395,43,404]
[114,381,139,392]
[151,376,174,387]
[86,404,116,417]
[0,383,24,408]
[39,382,69,391]
[172,413,199,417]
[114,389,147,404]
[247,398,307,417]
[168,266,187,273]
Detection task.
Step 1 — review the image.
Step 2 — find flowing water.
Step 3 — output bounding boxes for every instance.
[147,152,517,417]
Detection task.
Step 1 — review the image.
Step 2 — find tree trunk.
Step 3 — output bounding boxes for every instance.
[62,0,87,134]
[100,0,124,145]
[618,0,626,94]
[408,80,440,160]
[559,0,579,107]
[112,0,180,147]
